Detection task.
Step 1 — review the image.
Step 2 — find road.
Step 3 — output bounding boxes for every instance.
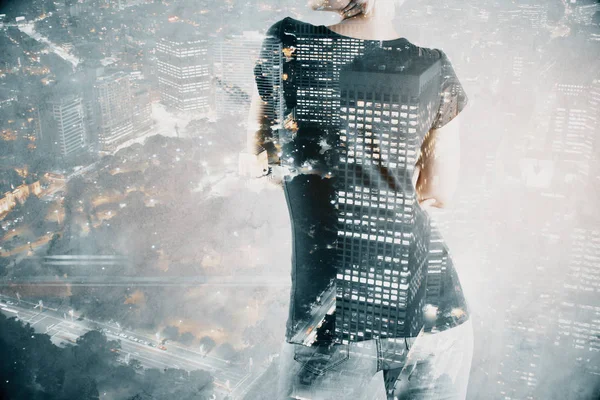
[2,234,52,257]
[0,293,257,399]
[18,23,80,67]
[289,284,337,345]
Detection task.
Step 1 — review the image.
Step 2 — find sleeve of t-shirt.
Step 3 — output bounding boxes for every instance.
[430,49,469,130]
[253,19,283,104]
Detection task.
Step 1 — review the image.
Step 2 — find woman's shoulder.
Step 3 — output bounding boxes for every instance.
[397,40,443,61]
[411,43,448,64]
[363,40,443,71]
[264,16,298,39]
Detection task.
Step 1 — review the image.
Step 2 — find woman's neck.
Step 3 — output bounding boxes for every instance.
[326,14,400,41]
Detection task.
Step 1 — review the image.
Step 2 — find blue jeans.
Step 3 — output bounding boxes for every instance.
[276,319,473,400]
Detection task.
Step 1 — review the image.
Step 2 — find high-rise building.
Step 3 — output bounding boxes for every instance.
[130,78,153,136]
[518,4,549,30]
[38,93,88,160]
[240,29,283,177]
[93,71,134,151]
[569,1,600,26]
[255,20,471,354]
[548,82,595,183]
[292,25,366,131]
[212,31,262,118]
[588,79,600,154]
[424,219,446,309]
[333,50,441,342]
[156,23,210,113]
[555,227,600,373]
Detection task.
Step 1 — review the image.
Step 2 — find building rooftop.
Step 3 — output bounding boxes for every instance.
[344,46,440,77]
[158,22,201,43]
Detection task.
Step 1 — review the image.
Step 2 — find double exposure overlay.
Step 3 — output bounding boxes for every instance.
[0,0,599,399]
[253,17,469,348]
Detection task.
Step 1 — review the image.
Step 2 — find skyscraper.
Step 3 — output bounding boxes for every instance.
[548,81,595,183]
[212,31,262,118]
[38,93,88,160]
[255,19,469,351]
[252,27,284,131]
[156,23,210,113]
[334,50,442,342]
[130,78,153,137]
[555,227,600,376]
[569,0,600,26]
[292,24,366,130]
[93,71,134,151]
[240,28,284,177]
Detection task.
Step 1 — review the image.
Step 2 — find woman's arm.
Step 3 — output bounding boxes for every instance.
[413,113,461,209]
[246,84,266,151]
[245,83,286,184]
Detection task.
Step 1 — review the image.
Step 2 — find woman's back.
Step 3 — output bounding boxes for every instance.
[254,16,470,346]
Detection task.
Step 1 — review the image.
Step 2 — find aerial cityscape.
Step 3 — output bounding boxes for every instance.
[0,0,599,399]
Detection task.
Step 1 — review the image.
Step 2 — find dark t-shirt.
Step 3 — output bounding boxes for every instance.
[254,16,470,346]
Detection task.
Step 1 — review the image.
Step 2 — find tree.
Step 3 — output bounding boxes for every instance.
[2,240,15,253]
[47,233,61,255]
[198,336,216,353]
[161,325,180,341]
[189,370,213,391]
[0,312,215,400]
[0,257,9,276]
[214,343,239,361]
[128,358,143,371]
[21,195,49,225]
[59,371,100,400]
[179,332,196,346]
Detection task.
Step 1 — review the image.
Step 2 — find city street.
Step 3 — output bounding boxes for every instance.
[0,293,267,399]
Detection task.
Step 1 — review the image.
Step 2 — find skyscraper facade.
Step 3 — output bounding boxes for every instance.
[93,71,134,151]
[254,17,470,348]
[252,29,284,131]
[334,50,442,342]
[212,31,262,118]
[156,23,210,113]
[292,23,366,130]
[38,93,88,160]
[130,79,153,136]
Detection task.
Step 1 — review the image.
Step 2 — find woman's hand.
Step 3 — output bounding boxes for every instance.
[418,198,437,211]
[412,164,438,211]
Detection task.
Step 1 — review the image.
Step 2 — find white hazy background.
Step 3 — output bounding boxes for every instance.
[0,0,598,399]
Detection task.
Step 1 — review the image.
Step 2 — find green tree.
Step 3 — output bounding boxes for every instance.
[128,358,143,370]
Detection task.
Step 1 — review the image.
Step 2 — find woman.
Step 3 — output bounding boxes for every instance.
[248,0,473,398]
